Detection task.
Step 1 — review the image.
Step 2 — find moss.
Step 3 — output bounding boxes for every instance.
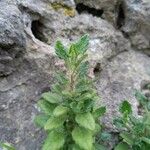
[51,2,75,17]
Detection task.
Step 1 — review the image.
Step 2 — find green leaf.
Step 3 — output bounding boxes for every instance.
[53,105,69,117]
[42,92,62,104]
[141,137,150,145]
[75,34,89,54]
[120,132,134,145]
[75,112,95,130]
[72,127,93,150]
[95,144,107,150]
[93,107,106,119]
[42,130,65,150]
[37,99,56,115]
[114,142,130,150]
[135,90,148,106]
[55,40,68,60]
[100,131,112,141]
[34,114,50,128]
[44,116,66,130]
[113,118,125,129]
[0,142,15,150]
[78,61,89,77]
[72,144,82,150]
[119,101,132,115]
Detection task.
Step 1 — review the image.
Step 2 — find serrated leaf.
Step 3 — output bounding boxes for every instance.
[93,107,106,119]
[42,92,62,104]
[37,99,56,115]
[53,105,69,117]
[114,142,129,150]
[55,40,68,60]
[34,114,50,128]
[72,127,93,150]
[120,132,134,145]
[44,116,66,130]
[75,34,89,54]
[119,101,132,115]
[42,130,65,150]
[75,112,95,130]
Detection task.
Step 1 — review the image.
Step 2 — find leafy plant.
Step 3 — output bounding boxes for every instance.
[34,35,106,150]
[114,91,150,150]
[0,142,15,150]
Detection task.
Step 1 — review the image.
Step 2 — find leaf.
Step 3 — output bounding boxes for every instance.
[75,34,89,54]
[72,127,93,150]
[93,107,106,119]
[78,61,89,77]
[44,116,66,130]
[34,114,50,128]
[141,137,150,145]
[120,132,134,145]
[75,112,95,130]
[72,144,82,150]
[0,142,15,150]
[37,99,56,115]
[95,144,107,150]
[55,40,68,60]
[42,92,62,104]
[113,118,125,129]
[100,131,112,141]
[119,100,132,115]
[135,90,148,106]
[114,142,130,150]
[42,130,65,150]
[53,105,69,117]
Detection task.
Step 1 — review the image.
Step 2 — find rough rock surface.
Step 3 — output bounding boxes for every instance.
[0,0,150,149]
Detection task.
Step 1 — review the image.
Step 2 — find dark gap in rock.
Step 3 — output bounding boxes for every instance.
[116,1,126,29]
[31,20,47,43]
[76,3,104,17]
[94,63,101,76]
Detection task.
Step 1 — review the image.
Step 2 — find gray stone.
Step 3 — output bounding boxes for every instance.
[0,0,150,149]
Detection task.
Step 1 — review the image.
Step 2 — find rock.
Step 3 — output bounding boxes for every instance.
[122,0,150,53]
[96,50,150,130]
[75,0,119,24]
[0,0,150,149]
[0,1,26,76]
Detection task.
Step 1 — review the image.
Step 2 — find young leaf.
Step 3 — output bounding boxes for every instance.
[42,130,65,150]
[37,99,56,115]
[44,116,66,130]
[53,105,69,117]
[75,112,95,130]
[34,114,50,128]
[72,127,93,150]
[74,34,89,54]
[55,40,68,60]
[93,106,106,119]
[42,92,62,104]
[119,100,132,115]
[114,142,130,150]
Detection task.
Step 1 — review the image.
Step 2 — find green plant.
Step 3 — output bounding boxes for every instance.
[114,91,150,150]
[34,35,106,150]
[0,142,15,150]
